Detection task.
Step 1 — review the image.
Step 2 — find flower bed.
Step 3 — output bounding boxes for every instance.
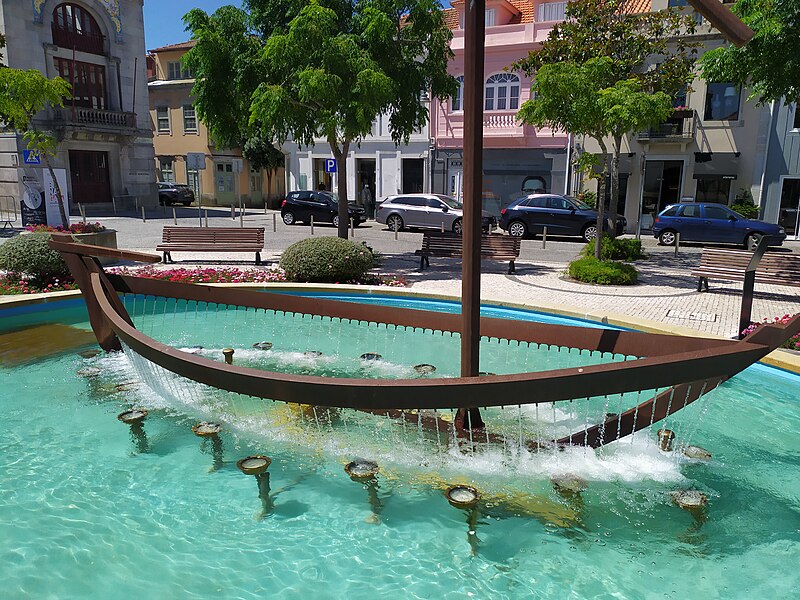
[0,275,78,295]
[107,266,288,284]
[742,315,800,351]
[25,222,107,234]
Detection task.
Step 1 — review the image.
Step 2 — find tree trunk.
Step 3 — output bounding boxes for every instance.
[607,136,622,239]
[594,140,609,260]
[330,139,350,239]
[43,155,69,228]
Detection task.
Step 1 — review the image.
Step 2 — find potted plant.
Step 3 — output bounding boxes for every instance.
[671,106,694,118]
[24,223,118,264]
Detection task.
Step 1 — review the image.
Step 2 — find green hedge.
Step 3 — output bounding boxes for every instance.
[280,236,374,282]
[731,203,759,219]
[568,256,638,285]
[0,232,72,283]
[582,235,644,262]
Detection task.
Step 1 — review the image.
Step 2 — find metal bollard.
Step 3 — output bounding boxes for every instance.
[273,213,276,232]
[172,207,177,225]
[78,203,87,223]
[240,208,244,228]
[351,218,355,237]
[311,215,314,235]
[542,226,547,249]
[395,227,398,241]
[675,232,680,257]
[204,209,209,227]
[231,204,235,220]
[141,206,146,223]
[441,221,445,233]
[111,197,117,216]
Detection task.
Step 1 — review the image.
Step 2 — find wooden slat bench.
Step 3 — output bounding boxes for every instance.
[415,231,521,274]
[156,226,265,264]
[691,247,800,291]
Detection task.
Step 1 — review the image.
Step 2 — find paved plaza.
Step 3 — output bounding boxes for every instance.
[4,205,800,340]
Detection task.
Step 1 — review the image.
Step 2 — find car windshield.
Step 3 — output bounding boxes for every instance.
[435,195,462,209]
[319,192,338,203]
[567,197,592,210]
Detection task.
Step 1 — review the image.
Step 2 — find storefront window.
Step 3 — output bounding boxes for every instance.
[695,176,732,203]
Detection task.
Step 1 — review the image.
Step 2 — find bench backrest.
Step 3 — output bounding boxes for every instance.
[161,226,265,246]
[421,232,521,255]
[698,248,800,281]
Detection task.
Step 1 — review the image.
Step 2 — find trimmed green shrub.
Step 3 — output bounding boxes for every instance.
[280,236,374,282]
[581,234,644,261]
[731,202,759,219]
[0,232,72,283]
[568,256,638,285]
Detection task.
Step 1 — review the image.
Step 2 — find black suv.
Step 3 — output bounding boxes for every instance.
[158,182,195,206]
[281,191,366,227]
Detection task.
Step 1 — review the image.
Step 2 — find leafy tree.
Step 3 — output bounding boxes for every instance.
[184,0,456,238]
[518,59,672,258]
[243,129,285,205]
[513,0,698,234]
[700,0,800,104]
[0,68,71,227]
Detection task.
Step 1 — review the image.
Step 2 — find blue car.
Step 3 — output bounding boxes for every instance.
[499,194,625,241]
[652,203,786,249]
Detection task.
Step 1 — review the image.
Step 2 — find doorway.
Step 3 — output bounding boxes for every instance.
[356,158,376,207]
[313,158,333,192]
[69,150,111,204]
[402,158,424,193]
[214,162,235,205]
[779,177,800,239]
[641,160,683,229]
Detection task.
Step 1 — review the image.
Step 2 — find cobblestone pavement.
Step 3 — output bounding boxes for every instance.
[3,209,799,338]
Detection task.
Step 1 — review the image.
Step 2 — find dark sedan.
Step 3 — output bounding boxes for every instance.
[652,203,786,249]
[281,190,366,227]
[158,182,195,206]
[499,194,625,241]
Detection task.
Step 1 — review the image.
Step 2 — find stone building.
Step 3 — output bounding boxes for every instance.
[0,0,156,211]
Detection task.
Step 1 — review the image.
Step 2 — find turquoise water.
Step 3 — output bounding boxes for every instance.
[1,294,799,599]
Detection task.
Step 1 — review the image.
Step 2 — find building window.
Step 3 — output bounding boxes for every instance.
[485,73,520,111]
[794,101,800,130]
[183,105,197,133]
[451,76,465,111]
[704,83,740,121]
[696,177,733,204]
[485,9,495,27]
[159,158,175,182]
[167,61,193,80]
[156,106,170,133]
[538,2,567,22]
[52,3,104,55]
[54,58,107,110]
[250,167,263,193]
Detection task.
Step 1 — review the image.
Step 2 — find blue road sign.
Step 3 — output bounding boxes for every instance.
[23,150,41,165]
[324,158,337,173]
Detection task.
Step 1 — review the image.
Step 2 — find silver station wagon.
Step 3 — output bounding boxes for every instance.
[376,193,496,234]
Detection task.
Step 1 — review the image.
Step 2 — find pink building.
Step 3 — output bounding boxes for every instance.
[431,0,572,215]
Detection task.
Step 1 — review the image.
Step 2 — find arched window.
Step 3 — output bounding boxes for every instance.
[451,76,465,112]
[484,73,520,111]
[52,3,105,55]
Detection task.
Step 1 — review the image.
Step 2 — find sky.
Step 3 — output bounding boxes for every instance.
[144,1,236,50]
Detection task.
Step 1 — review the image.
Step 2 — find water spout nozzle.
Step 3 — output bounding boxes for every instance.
[222,348,235,365]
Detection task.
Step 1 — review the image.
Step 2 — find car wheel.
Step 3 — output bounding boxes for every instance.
[182,201,192,207]
[658,230,677,246]
[452,218,463,235]
[508,220,527,238]
[332,215,340,228]
[282,211,296,225]
[386,214,404,232]
[582,224,598,242]
[745,232,763,250]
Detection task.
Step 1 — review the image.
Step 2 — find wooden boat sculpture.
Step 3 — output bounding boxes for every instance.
[51,236,800,449]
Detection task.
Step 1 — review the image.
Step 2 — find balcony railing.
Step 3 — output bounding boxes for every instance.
[638,113,696,142]
[51,24,105,55]
[56,107,135,129]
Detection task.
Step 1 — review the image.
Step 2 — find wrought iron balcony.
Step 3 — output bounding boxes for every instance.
[51,24,105,55]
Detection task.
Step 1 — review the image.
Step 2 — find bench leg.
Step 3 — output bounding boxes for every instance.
[162,252,169,264]
[508,260,516,275]
[255,252,261,266]
[697,277,709,292]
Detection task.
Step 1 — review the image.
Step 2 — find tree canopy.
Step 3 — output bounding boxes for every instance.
[518,58,672,256]
[512,0,699,95]
[700,0,800,104]
[184,0,456,238]
[0,68,72,226]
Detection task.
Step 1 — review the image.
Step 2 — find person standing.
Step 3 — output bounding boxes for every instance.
[362,183,374,219]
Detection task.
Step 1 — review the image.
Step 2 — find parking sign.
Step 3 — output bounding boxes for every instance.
[324,158,337,173]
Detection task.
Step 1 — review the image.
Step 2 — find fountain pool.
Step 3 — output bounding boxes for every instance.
[1,292,799,598]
